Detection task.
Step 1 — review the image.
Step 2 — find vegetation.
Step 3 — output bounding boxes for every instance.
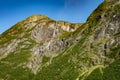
[0,0,120,80]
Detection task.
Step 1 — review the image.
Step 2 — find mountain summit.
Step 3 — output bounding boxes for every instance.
[0,0,120,80]
[0,14,82,74]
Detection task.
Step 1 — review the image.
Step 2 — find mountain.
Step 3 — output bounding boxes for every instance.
[0,0,120,80]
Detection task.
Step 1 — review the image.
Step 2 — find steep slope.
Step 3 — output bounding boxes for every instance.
[0,14,82,79]
[35,0,120,80]
[0,0,120,80]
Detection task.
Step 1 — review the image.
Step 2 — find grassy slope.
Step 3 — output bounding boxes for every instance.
[36,1,120,80]
[0,18,36,79]
[0,1,120,80]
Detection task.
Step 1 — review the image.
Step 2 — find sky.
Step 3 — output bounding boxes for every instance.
[0,0,104,34]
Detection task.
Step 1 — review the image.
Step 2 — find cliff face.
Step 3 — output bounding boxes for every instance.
[0,0,120,80]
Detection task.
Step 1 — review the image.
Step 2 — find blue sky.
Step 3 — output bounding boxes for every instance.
[0,0,103,34]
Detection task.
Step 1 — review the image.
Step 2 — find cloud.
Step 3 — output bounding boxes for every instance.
[56,0,104,23]
[56,0,82,22]
[64,0,83,8]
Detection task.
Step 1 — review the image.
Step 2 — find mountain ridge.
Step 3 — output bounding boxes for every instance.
[0,0,120,80]
[0,14,83,74]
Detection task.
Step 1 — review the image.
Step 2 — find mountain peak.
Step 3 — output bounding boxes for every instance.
[25,14,51,22]
[0,0,120,79]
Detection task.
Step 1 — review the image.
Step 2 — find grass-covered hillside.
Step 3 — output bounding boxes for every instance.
[0,0,120,80]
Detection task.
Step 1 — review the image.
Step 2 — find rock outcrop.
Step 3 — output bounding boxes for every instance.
[0,0,120,80]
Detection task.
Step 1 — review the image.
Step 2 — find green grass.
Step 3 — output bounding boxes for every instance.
[0,50,34,80]
[42,55,50,65]
[0,1,120,80]
[59,31,71,39]
[103,59,120,80]
[87,1,109,26]
[79,65,104,80]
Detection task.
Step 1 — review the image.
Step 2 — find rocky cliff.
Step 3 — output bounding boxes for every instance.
[0,0,120,80]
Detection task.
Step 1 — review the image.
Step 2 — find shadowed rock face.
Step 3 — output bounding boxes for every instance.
[0,0,120,80]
